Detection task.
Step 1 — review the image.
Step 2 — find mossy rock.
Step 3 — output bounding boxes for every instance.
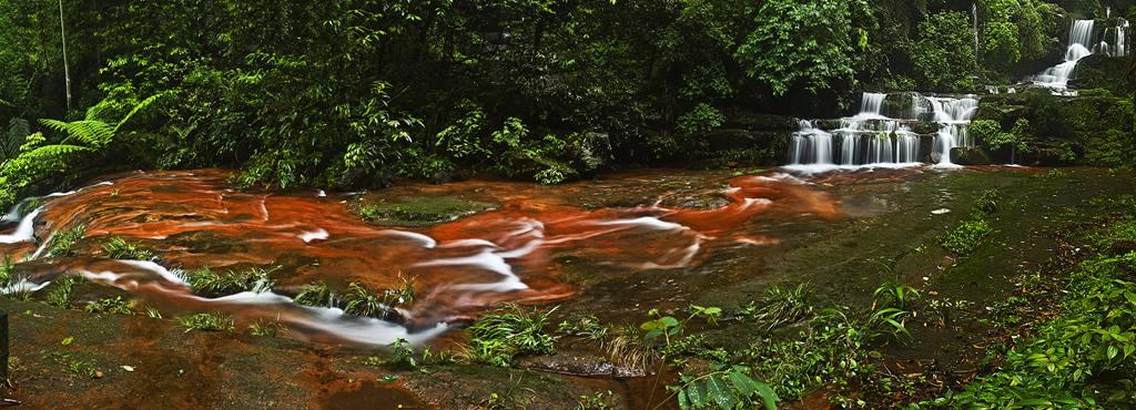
[950,147,993,165]
[1070,54,1134,95]
[354,195,495,226]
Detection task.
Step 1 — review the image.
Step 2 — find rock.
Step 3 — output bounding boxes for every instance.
[517,352,648,378]
[950,147,993,165]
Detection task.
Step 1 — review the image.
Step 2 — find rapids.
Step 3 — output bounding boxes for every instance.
[0,169,839,346]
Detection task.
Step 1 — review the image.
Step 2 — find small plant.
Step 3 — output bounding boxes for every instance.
[605,326,654,372]
[101,236,156,260]
[575,390,614,410]
[342,282,388,318]
[0,255,13,286]
[248,320,284,337]
[868,283,919,342]
[341,277,415,318]
[941,216,993,254]
[45,225,86,258]
[185,266,275,297]
[974,189,1001,214]
[44,276,84,307]
[557,314,609,342]
[741,283,813,330]
[872,282,920,311]
[464,305,557,367]
[671,365,778,410]
[387,338,418,370]
[43,351,99,379]
[293,281,334,307]
[178,312,234,332]
[640,305,723,350]
[84,296,134,315]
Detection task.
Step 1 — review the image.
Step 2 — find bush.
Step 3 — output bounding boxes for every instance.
[185,266,275,298]
[101,236,156,260]
[911,11,978,91]
[178,312,235,332]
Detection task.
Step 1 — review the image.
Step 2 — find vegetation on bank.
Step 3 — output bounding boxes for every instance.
[0,0,1123,206]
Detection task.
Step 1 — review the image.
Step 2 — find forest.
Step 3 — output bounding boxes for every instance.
[0,0,1135,408]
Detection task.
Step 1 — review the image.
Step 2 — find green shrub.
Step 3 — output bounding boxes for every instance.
[44,276,84,308]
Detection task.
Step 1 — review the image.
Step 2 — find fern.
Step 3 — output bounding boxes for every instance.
[2,119,29,161]
[39,119,115,148]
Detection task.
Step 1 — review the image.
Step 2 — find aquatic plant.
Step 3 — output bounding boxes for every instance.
[974,188,1002,214]
[941,216,993,254]
[84,296,134,315]
[101,236,156,260]
[293,281,335,307]
[177,312,234,332]
[386,338,417,370]
[185,266,275,297]
[463,305,557,367]
[340,277,415,318]
[341,282,388,318]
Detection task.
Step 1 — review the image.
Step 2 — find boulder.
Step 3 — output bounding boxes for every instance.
[950,146,993,165]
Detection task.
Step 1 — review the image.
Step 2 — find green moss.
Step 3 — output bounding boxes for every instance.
[355,196,494,226]
[941,216,993,255]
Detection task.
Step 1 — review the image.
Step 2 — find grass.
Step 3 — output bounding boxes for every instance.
[248,320,284,337]
[185,266,275,297]
[293,281,334,307]
[101,236,156,260]
[341,277,415,318]
[84,296,134,315]
[463,305,557,367]
[355,195,493,226]
[178,312,235,332]
[45,224,86,258]
[739,283,813,330]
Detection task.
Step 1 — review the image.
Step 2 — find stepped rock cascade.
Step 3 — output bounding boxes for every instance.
[0,170,840,346]
[1034,20,1096,90]
[787,92,977,169]
[927,96,978,166]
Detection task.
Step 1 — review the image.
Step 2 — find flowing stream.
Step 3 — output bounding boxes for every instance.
[0,170,839,346]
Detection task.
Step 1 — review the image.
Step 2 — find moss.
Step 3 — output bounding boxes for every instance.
[354,195,494,226]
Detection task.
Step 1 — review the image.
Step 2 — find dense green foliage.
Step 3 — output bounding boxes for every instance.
[0,0,1101,197]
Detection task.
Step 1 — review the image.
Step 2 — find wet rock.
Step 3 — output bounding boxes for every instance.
[353,195,495,226]
[517,352,647,378]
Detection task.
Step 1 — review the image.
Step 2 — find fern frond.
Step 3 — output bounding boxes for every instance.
[39,119,114,148]
[19,144,93,161]
[114,93,166,135]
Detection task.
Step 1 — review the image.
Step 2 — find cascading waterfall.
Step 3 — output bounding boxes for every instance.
[1104,18,1129,57]
[1034,20,1096,90]
[787,92,976,169]
[926,96,979,166]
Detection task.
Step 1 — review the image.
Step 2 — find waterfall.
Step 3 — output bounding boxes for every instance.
[787,92,979,169]
[1105,19,1129,57]
[926,96,978,166]
[788,120,834,165]
[1033,20,1096,90]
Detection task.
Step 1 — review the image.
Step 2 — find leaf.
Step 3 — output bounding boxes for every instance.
[61,336,74,346]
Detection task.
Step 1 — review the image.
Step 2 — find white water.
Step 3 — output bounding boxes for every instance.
[1104,18,1129,57]
[1034,20,1096,90]
[788,92,977,169]
[927,96,979,166]
[0,208,41,244]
